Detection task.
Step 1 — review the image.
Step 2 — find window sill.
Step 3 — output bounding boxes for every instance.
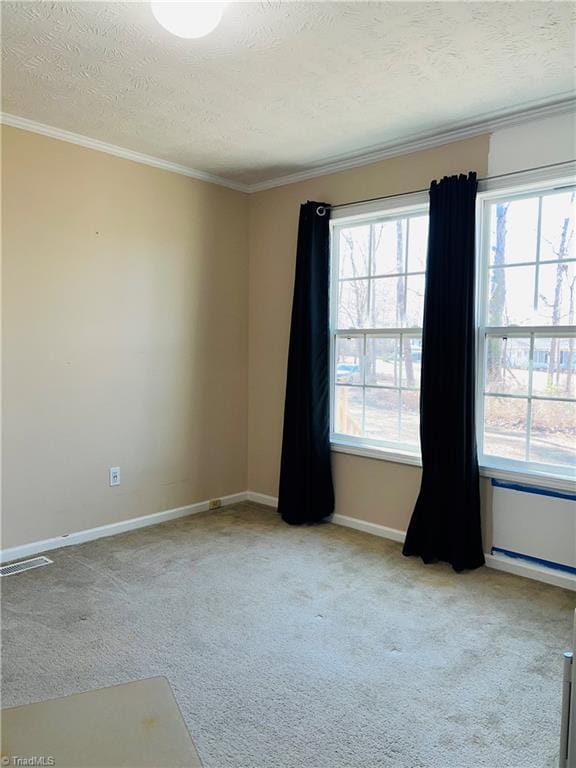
[330,441,576,493]
[330,441,421,468]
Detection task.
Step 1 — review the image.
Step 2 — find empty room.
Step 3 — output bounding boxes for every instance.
[1,2,575,766]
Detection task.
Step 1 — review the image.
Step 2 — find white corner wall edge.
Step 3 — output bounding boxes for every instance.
[488,109,576,177]
[248,492,576,591]
[0,492,249,564]
[0,112,250,193]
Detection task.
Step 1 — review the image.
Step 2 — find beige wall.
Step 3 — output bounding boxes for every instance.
[2,127,493,551]
[247,136,491,535]
[2,126,249,548]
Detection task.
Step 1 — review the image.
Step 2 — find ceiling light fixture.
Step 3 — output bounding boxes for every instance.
[150,1,226,39]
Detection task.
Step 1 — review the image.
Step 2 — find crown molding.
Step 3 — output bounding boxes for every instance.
[0,112,251,193]
[246,97,576,193]
[2,98,575,195]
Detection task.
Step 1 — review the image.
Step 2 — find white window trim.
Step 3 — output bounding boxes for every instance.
[330,190,429,222]
[475,174,576,489]
[328,172,576,493]
[329,199,427,462]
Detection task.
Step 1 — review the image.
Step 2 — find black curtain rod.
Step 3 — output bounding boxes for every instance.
[321,159,576,213]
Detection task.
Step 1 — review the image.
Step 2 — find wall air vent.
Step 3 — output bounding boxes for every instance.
[0,556,53,577]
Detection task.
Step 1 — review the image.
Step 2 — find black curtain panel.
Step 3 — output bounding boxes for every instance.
[278,201,334,525]
[402,173,485,572]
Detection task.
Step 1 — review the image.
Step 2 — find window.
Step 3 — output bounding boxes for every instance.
[330,204,428,456]
[477,184,576,480]
[329,179,575,484]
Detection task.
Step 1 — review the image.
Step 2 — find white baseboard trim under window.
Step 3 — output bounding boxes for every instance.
[332,512,575,591]
[484,552,576,591]
[331,513,406,543]
[0,491,249,565]
[244,495,576,590]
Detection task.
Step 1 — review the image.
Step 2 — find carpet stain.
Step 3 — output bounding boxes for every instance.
[141,716,159,731]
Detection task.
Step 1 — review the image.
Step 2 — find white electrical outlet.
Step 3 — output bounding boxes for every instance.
[109,467,121,486]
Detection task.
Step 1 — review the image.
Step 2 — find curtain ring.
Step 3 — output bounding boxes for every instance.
[316,206,327,217]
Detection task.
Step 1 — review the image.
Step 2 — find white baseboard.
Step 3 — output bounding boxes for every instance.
[245,496,576,589]
[332,515,576,590]
[245,497,407,544]
[332,513,406,543]
[0,492,248,564]
[4,488,574,591]
[246,491,279,507]
[485,552,576,591]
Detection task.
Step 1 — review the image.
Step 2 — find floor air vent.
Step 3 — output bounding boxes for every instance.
[0,556,53,577]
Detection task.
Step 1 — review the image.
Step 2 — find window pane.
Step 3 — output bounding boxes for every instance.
[480,186,576,476]
[483,396,528,461]
[339,276,426,330]
[532,338,576,399]
[372,277,404,327]
[405,275,425,327]
[400,389,420,448]
[535,262,575,326]
[334,386,363,437]
[339,225,370,279]
[488,265,535,326]
[529,399,576,468]
[337,279,369,328]
[373,220,406,275]
[335,337,363,385]
[401,336,421,389]
[331,207,427,455]
[365,336,399,387]
[364,388,400,442]
[540,191,576,262]
[407,215,428,272]
[489,197,539,266]
[485,336,530,396]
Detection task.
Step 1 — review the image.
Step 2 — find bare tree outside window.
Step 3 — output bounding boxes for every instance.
[487,203,509,389]
[539,192,575,394]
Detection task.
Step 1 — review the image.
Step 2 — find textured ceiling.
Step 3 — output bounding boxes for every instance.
[1,1,575,186]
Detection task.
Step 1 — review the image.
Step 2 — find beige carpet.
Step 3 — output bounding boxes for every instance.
[2,502,574,768]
